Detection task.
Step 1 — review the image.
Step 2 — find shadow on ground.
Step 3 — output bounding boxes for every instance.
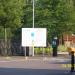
[0,68,74,75]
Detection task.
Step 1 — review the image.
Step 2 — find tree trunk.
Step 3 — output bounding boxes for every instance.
[62,34,64,45]
[5,28,7,56]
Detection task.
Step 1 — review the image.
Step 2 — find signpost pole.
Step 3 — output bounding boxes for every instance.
[32,40,34,56]
[43,47,44,57]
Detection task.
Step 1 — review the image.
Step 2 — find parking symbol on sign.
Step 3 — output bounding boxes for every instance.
[31,32,34,37]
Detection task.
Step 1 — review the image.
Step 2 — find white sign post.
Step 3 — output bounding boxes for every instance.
[22,28,47,56]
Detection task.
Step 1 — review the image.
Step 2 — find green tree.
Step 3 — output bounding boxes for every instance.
[34,0,75,41]
[0,0,25,28]
[0,0,25,55]
[23,0,75,42]
[23,0,33,28]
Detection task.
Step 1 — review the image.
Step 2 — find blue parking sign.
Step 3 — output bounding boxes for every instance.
[31,32,34,37]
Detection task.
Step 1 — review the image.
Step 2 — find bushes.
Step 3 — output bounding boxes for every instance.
[34,45,67,55]
[34,48,41,54]
[34,47,52,55]
[58,45,67,52]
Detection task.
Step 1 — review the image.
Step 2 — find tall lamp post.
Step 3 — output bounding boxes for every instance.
[32,0,35,56]
[33,0,34,28]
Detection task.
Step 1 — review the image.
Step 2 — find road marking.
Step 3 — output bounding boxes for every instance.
[0,59,26,63]
[0,57,70,63]
[0,59,41,63]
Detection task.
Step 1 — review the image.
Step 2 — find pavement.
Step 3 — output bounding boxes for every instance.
[0,55,75,75]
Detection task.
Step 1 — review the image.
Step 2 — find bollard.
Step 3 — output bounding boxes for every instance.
[71,51,74,72]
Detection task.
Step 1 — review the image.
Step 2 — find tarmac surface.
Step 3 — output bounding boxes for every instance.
[0,55,75,75]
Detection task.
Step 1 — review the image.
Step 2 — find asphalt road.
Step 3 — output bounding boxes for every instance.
[0,56,75,75]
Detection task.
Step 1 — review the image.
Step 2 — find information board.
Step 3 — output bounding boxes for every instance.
[22,28,47,47]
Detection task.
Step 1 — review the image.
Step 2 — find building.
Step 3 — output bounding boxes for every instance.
[63,34,75,47]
